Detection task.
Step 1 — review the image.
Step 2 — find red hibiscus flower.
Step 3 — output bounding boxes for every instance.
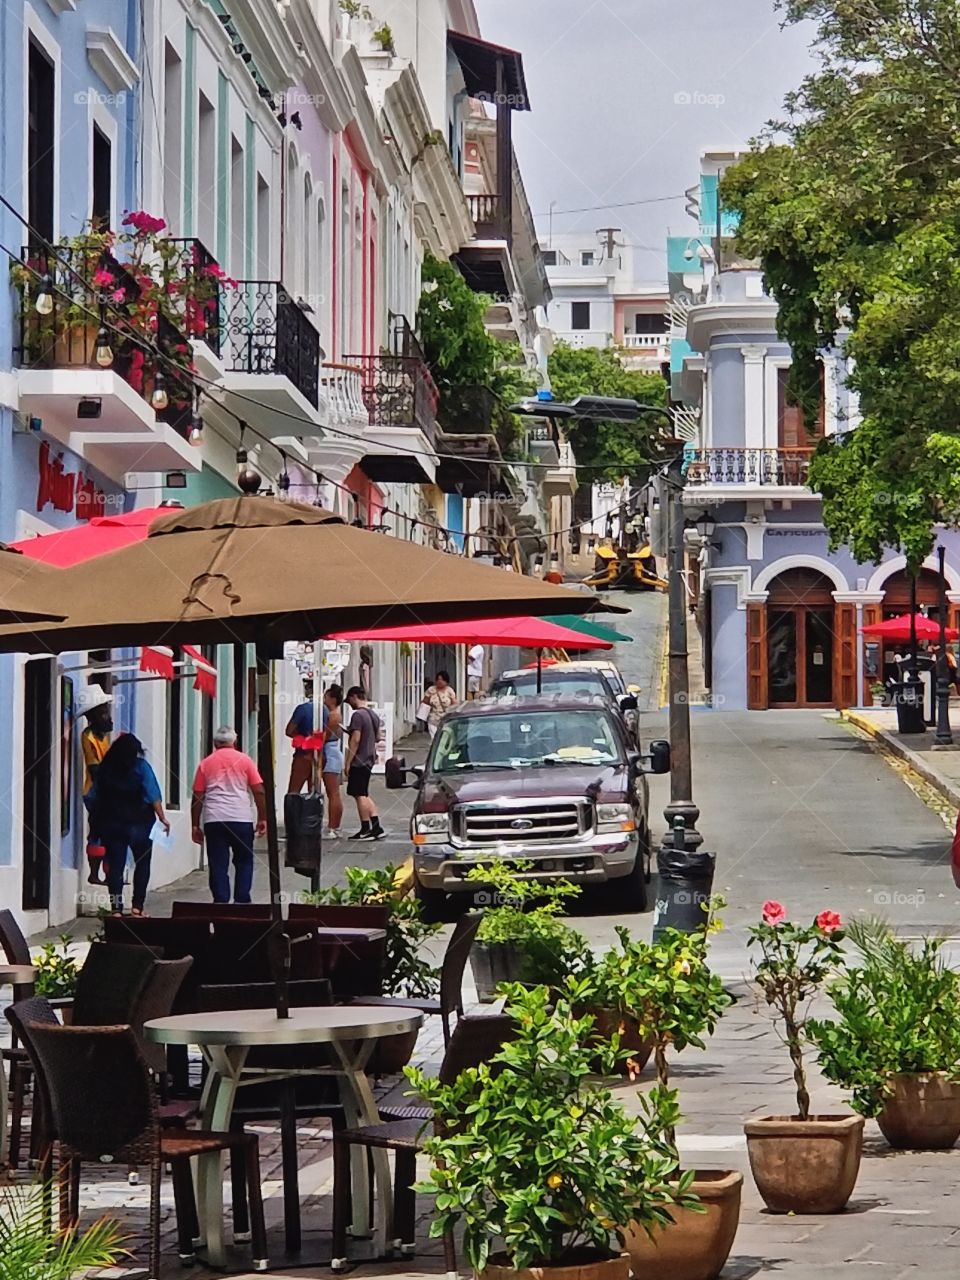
[816,910,842,934]
[762,900,786,926]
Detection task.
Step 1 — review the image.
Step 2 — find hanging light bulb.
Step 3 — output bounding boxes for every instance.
[533,553,545,573]
[94,327,114,368]
[588,535,597,554]
[35,273,54,316]
[236,446,249,477]
[278,468,290,493]
[550,534,560,565]
[151,372,169,411]
[188,412,204,446]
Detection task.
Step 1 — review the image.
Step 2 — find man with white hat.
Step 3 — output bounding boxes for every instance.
[191,726,266,903]
[77,684,113,885]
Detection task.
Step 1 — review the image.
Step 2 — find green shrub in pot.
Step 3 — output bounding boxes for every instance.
[808,918,960,1148]
[32,935,80,999]
[466,861,592,999]
[408,983,695,1276]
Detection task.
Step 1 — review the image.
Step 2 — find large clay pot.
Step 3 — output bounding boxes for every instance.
[588,1008,653,1078]
[481,1250,629,1280]
[624,1169,742,1280]
[877,1072,960,1149]
[743,1113,863,1214]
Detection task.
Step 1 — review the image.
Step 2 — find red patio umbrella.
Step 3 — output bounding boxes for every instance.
[9,506,174,567]
[860,612,959,642]
[329,615,614,649]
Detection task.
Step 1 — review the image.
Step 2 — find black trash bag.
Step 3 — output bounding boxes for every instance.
[284,791,324,876]
[652,844,717,939]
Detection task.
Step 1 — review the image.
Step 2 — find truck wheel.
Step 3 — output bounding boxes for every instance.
[413,875,448,923]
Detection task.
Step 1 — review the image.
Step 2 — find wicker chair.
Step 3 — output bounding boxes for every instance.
[5,997,59,1192]
[27,1022,268,1279]
[331,1012,515,1271]
[354,911,483,1047]
[0,908,36,1166]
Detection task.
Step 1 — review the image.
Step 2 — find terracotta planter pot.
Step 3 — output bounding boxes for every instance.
[744,1113,863,1214]
[624,1169,741,1280]
[481,1250,629,1280]
[877,1072,960,1149]
[587,1007,653,1078]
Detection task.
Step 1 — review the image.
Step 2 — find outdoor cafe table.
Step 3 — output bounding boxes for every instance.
[145,1004,424,1266]
[0,963,36,1167]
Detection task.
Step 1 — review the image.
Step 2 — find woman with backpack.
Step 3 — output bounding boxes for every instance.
[86,733,169,916]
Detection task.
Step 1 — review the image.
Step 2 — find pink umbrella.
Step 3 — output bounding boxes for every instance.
[329,615,613,650]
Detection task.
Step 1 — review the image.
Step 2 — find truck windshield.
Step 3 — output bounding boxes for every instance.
[431,711,620,772]
[491,672,612,698]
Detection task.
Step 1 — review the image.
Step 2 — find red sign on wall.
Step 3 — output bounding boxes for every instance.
[36,441,107,521]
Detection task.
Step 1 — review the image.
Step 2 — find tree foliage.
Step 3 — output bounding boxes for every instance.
[721,0,960,566]
[547,343,668,483]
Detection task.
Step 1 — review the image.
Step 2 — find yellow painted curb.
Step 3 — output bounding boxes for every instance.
[840,708,883,740]
[658,613,669,709]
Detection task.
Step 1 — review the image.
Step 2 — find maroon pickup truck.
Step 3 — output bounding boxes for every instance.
[386,694,670,919]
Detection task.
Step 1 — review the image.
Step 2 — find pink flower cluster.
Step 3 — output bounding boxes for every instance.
[203,262,239,288]
[761,901,842,934]
[122,210,167,236]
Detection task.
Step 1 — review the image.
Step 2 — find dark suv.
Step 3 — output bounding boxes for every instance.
[387,694,669,919]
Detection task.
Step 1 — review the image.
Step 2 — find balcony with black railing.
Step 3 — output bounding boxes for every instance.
[163,238,223,356]
[684,447,815,488]
[222,281,321,410]
[344,351,441,484]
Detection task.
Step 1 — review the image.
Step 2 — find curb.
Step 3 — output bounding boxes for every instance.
[841,709,960,809]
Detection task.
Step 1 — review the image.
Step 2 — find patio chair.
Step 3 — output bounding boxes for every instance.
[330,1012,515,1271]
[171,900,273,922]
[27,1022,268,1278]
[354,911,484,1047]
[4,997,59,1187]
[0,909,36,1168]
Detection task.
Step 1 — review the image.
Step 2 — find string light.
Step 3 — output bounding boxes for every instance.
[94,326,114,368]
[35,272,54,316]
[150,371,169,411]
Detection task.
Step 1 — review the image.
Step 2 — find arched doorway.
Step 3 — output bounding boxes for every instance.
[861,566,957,699]
[765,569,837,707]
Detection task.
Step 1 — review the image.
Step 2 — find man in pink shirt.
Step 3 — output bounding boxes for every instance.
[191,725,267,903]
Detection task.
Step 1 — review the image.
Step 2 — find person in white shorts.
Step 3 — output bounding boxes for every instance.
[467,643,485,698]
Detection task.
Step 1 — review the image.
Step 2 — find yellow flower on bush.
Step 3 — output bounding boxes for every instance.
[569,1105,583,1119]
[546,1173,563,1190]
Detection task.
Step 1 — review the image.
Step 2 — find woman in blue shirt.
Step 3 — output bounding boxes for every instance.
[87,734,169,916]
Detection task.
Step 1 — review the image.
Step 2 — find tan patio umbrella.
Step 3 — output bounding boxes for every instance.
[0,546,67,622]
[0,497,617,1014]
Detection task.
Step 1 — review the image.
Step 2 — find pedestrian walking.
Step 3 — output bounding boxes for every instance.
[86,734,168,917]
[425,670,457,739]
[322,684,345,838]
[285,678,318,793]
[77,685,113,885]
[191,726,266,903]
[344,686,384,840]
[467,644,485,698]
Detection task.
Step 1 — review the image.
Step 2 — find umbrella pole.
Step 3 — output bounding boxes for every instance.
[256,642,290,1019]
[910,573,919,679]
[537,648,543,694]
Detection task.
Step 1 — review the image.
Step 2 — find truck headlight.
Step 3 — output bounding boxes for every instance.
[412,812,450,845]
[596,802,636,833]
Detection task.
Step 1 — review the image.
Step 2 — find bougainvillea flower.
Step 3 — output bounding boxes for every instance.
[122,210,167,235]
[92,268,114,287]
[762,900,787,926]
[816,910,842,934]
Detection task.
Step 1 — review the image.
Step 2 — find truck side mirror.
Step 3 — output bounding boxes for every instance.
[649,739,671,774]
[385,756,407,789]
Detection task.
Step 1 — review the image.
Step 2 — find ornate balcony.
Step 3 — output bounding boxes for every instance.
[467,193,509,241]
[684,447,815,488]
[163,237,222,356]
[343,352,440,485]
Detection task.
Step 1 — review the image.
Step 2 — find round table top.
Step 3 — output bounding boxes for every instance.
[0,963,36,986]
[144,1004,423,1047]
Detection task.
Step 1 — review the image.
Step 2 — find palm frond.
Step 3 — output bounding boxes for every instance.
[0,1182,124,1280]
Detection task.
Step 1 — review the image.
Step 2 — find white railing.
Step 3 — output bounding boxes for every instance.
[685,447,815,487]
[320,362,368,428]
[557,330,612,349]
[557,441,576,469]
[621,333,667,349]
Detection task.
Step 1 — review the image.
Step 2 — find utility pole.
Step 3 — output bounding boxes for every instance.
[596,227,621,261]
[934,544,955,748]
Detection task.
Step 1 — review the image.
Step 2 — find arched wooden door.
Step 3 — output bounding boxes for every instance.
[748,568,854,709]
[863,567,960,701]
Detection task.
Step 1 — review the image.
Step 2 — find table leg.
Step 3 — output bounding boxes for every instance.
[0,1046,9,1168]
[331,1040,394,1258]
[196,1044,247,1268]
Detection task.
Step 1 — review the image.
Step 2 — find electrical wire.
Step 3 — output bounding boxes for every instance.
[535,193,686,217]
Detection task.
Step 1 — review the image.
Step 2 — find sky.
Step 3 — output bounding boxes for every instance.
[476,0,817,279]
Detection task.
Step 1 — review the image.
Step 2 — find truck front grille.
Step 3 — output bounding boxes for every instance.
[457,800,586,845]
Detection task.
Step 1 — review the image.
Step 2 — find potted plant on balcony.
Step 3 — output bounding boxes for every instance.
[464,861,592,1001]
[409,983,696,1280]
[308,863,441,1073]
[743,901,861,1213]
[569,916,740,1280]
[808,919,960,1150]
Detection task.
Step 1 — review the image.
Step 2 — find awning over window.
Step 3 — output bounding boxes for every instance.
[447,30,530,110]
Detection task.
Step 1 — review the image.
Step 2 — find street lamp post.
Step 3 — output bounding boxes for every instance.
[935,545,954,748]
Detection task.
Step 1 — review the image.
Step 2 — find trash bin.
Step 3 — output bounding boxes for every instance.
[284,791,324,878]
[653,831,717,940]
[892,680,925,735]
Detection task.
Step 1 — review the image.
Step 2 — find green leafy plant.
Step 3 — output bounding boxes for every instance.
[371,22,394,51]
[870,681,886,697]
[408,984,695,1271]
[748,901,846,1120]
[0,1182,124,1280]
[808,918,960,1117]
[467,861,592,988]
[307,864,441,997]
[32,935,80,999]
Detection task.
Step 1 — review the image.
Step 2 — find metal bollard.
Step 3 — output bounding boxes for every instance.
[652,816,717,939]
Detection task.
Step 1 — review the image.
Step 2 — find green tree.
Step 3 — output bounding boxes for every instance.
[721,0,960,567]
[547,343,668,483]
[417,252,497,386]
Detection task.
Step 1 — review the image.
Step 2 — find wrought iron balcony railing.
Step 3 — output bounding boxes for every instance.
[684,447,815,486]
[345,353,440,449]
[223,282,321,408]
[163,237,222,355]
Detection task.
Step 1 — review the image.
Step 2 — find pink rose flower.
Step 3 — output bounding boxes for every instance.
[816,910,842,934]
[110,288,126,304]
[762,900,787,926]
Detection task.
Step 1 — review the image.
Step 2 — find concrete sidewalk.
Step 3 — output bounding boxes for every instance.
[841,706,960,817]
